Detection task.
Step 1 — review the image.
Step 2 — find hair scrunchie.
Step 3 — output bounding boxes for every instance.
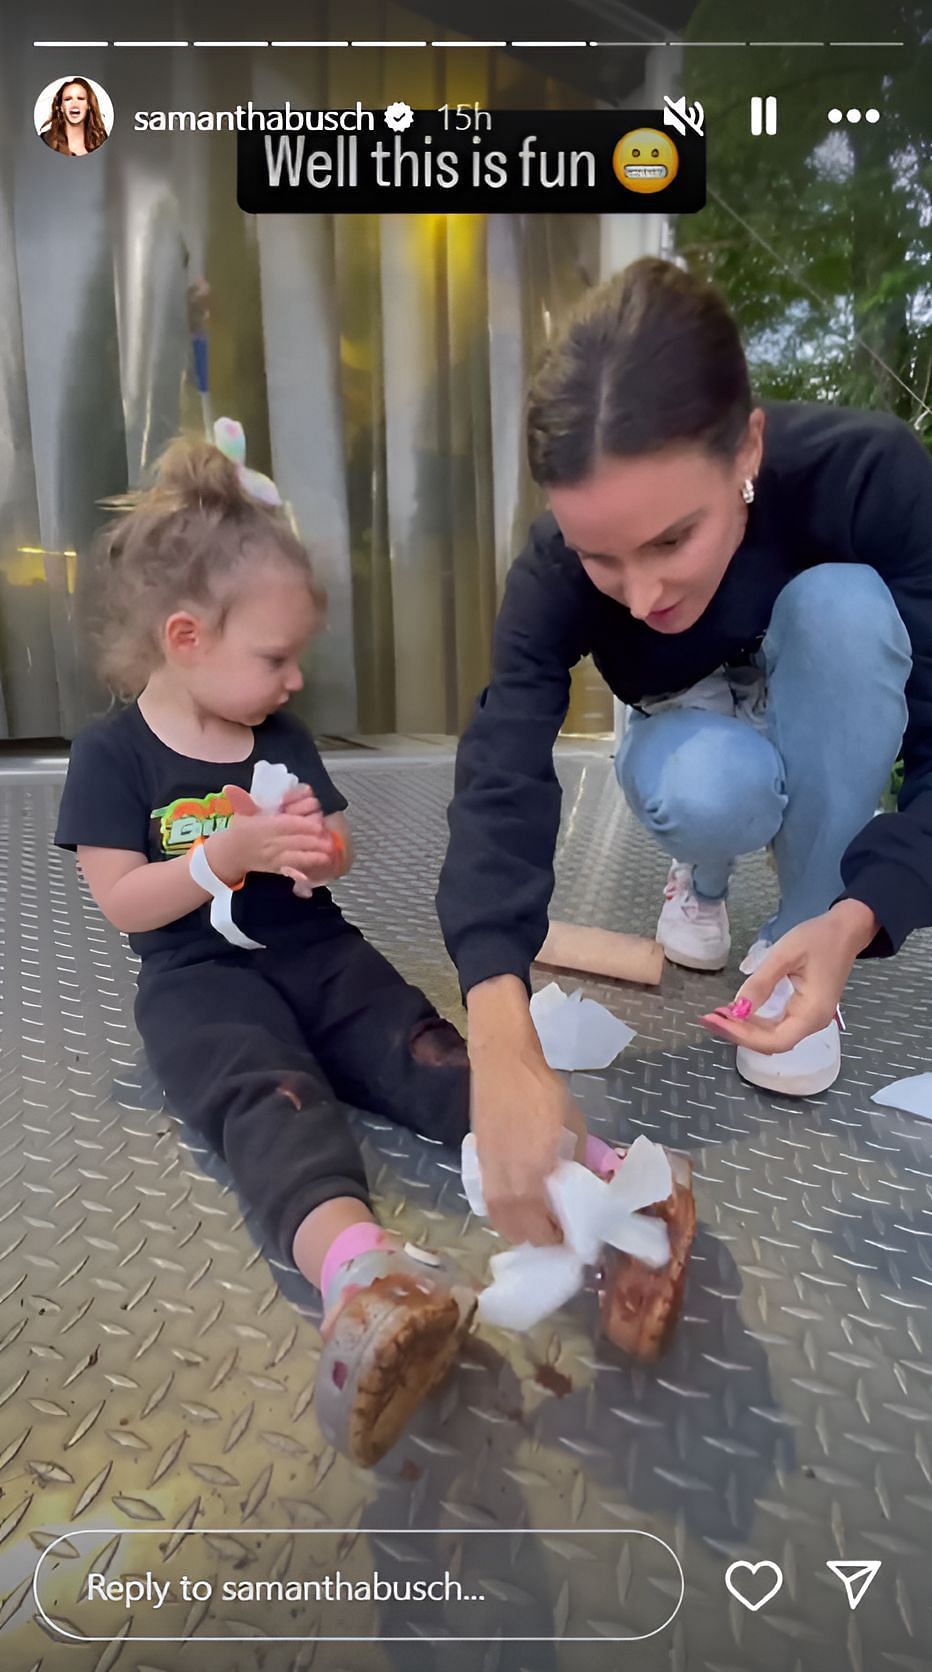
[213,416,283,508]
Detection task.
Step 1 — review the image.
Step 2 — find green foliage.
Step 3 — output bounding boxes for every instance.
[880,758,906,811]
[676,1,932,438]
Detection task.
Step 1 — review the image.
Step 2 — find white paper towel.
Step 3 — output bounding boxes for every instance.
[871,1073,932,1121]
[249,760,299,811]
[462,1131,672,1331]
[529,982,636,1071]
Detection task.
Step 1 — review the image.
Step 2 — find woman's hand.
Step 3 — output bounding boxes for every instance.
[471,1046,588,1245]
[467,973,588,1247]
[698,900,879,1052]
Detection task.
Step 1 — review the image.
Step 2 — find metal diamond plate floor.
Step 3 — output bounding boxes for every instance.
[1,750,932,1672]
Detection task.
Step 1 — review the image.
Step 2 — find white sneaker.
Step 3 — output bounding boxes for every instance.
[656,862,731,971]
[735,937,841,1096]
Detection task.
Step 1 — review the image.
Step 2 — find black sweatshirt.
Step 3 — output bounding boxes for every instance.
[437,400,932,995]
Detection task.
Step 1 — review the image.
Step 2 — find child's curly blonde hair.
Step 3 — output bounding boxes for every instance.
[87,436,326,699]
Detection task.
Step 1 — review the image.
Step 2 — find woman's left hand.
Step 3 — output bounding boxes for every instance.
[697,900,879,1054]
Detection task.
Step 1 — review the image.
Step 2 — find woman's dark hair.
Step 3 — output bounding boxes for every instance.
[41,78,108,154]
[86,436,326,699]
[526,257,752,486]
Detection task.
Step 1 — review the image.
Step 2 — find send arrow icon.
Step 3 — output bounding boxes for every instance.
[826,1561,882,1610]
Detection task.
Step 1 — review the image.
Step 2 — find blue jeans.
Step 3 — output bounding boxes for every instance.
[615,565,912,941]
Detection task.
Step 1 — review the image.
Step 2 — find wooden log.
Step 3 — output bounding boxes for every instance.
[535,920,664,987]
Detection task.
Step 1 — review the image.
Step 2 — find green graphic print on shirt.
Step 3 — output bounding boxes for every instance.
[151,790,233,858]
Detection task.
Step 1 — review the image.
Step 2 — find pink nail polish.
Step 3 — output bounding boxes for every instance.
[727,998,753,1020]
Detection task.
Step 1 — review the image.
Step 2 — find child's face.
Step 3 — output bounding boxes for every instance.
[171,558,321,726]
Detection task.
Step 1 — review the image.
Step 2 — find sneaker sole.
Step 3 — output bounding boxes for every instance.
[598,1151,696,1362]
[657,938,731,973]
[736,1053,841,1098]
[315,1275,477,1467]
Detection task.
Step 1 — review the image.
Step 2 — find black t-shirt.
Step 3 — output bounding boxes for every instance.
[55,702,349,964]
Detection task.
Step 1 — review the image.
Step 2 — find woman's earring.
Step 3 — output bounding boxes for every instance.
[741,478,756,505]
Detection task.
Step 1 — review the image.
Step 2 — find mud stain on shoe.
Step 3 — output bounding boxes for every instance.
[599,1161,696,1361]
[533,1363,572,1398]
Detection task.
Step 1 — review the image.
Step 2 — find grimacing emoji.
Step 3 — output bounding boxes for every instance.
[612,128,679,194]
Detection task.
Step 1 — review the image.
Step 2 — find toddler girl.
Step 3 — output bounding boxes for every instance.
[55,433,489,1467]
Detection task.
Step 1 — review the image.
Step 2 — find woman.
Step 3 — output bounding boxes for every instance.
[41,78,108,156]
[437,256,931,1250]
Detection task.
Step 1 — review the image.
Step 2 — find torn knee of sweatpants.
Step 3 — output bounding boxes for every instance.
[409,1017,469,1069]
[277,1072,316,1110]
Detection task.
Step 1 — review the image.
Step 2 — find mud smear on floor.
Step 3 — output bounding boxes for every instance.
[533,1363,572,1398]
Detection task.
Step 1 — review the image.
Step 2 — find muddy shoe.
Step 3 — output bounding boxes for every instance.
[597,1149,696,1362]
[315,1242,478,1468]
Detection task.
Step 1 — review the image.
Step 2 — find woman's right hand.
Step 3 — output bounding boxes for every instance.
[470,1044,587,1247]
[207,784,335,884]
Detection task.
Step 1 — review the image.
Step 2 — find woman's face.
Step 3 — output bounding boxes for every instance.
[61,84,88,125]
[547,408,765,634]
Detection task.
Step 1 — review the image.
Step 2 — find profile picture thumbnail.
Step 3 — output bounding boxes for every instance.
[34,77,114,157]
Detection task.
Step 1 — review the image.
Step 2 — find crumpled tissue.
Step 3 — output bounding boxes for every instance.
[461,1130,672,1331]
[249,759,299,812]
[530,982,636,1071]
[248,761,314,897]
[871,1073,932,1122]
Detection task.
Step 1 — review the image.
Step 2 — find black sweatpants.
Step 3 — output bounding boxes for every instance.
[134,920,471,1268]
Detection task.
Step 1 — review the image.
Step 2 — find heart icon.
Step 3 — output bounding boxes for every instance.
[724,1559,784,1612]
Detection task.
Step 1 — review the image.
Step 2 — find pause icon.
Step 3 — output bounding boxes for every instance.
[750,96,778,135]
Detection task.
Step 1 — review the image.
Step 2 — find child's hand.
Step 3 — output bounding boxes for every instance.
[211,784,336,885]
[279,782,326,896]
[280,783,326,828]
[278,786,349,894]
